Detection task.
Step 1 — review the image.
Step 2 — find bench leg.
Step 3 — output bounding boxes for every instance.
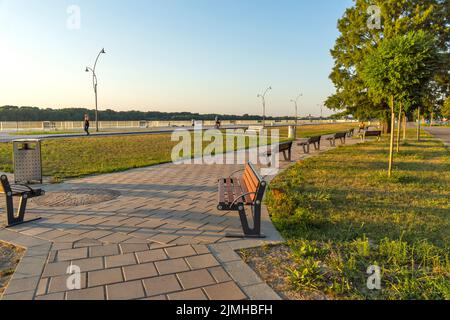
[4,195,41,228]
[302,144,309,154]
[226,205,265,238]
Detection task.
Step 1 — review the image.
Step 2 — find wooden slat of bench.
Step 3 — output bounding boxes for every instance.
[245,164,259,190]
[225,178,234,204]
[238,178,253,205]
[218,179,226,204]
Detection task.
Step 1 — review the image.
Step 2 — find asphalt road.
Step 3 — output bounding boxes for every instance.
[425,127,450,147]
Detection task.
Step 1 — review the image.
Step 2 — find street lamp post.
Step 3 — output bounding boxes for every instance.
[85,48,106,132]
[290,93,302,127]
[257,86,272,127]
[317,104,323,122]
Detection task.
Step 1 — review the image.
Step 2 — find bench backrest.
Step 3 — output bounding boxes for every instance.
[278,141,293,151]
[248,126,264,130]
[335,132,347,138]
[0,175,11,194]
[242,162,266,203]
[365,130,382,136]
[308,136,321,143]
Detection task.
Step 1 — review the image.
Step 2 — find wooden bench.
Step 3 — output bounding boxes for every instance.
[217,162,267,238]
[246,125,264,135]
[359,130,382,142]
[297,136,321,154]
[326,132,347,147]
[265,141,293,161]
[1,175,44,227]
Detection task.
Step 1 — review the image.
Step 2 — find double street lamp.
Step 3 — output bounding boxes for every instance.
[85,48,106,132]
[257,86,272,127]
[290,93,303,127]
[317,103,323,121]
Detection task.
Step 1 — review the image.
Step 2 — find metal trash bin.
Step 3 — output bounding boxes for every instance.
[13,139,43,184]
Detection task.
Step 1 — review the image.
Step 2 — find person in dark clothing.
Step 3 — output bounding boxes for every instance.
[84,114,90,135]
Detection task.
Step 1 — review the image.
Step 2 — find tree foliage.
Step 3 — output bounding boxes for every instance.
[326,0,449,120]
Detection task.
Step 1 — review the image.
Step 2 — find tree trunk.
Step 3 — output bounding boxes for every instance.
[417,107,421,141]
[430,112,433,127]
[388,96,395,178]
[396,102,403,153]
[402,113,407,140]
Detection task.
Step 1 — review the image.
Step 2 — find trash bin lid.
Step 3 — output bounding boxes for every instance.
[13,139,42,143]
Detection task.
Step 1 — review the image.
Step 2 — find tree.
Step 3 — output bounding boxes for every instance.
[326,0,449,130]
[442,97,450,118]
[361,31,440,177]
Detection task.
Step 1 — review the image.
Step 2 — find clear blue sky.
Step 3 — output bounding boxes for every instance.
[0,0,353,117]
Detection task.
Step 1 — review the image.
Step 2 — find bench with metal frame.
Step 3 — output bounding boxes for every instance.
[326,132,347,147]
[265,141,293,161]
[0,175,44,227]
[217,162,267,238]
[297,136,321,154]
[359,130,382,142]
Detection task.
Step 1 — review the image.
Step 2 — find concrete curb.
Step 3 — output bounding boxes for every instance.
[0,229,51,300]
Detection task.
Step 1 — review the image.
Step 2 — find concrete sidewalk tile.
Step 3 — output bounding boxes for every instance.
[105,253,137,268]
[186,254,220,270]
[192,244,210,255]
[123,262,158,281]
[42,261,71,277]
[4,276,40,295]
[155,258,190,275]
[136,249,168,263]
[48,273,87,294]
[88,268,123,287]
[164,245,197,259]
[242,283,281,300]
[71,257,104,272]
[35,292,65,300]
[66,286,106,300]
[203,281,247,300]
[107,280,145,300]
[57,247,88,261]
[143,275,182,297]
[99,232,132,244]
[167,288,208,300]
[120,243,150,253]
[223,260,264,287]
[208,266,232,283]
[176,269,215,290]
[89,244,120,257]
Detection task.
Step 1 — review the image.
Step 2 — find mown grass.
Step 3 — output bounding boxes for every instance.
[264,130,449,300]
[0,124,354,181]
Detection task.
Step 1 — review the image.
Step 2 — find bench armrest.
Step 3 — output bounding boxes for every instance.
[10,184,36,193]
[231,192,257,207]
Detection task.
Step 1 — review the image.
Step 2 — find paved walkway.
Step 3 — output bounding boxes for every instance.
[425,126,450,147]
[0,135,360,300]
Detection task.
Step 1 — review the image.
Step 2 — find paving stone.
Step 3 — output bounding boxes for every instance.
[176,269,216,290]
[35,292,66,300]
[66,286,106,300]
[57,247,88,262]
[120,243,149,253]
[105,253,137,268]
[167,288,208,300]
[48,273,87,293]
[242,283,281,300]
[42,261,71,277]
[36,278,49,296]
[71,257,104,272]
[155,258,190,275]
[4,276,40,294]
[143,275,182,297]
[164,245,197,259]
[107,280,145,300]
[208,266,232,283]
[123,263,158,281]
[88,268,123,287]
[203,281,247,300]
[192,244,210,255]
[99,232,132,244]
[135,249,167,263]
[185,254,220,270]
[89,244,120,257]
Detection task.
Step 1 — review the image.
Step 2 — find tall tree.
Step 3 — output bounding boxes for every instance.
[326,0,449,129]
[361,31,440,177]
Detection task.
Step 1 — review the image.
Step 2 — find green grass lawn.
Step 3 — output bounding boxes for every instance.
[258,130,449,300]
[0,124,355,181]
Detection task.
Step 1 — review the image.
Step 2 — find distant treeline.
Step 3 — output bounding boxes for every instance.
[0,106,301,121]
